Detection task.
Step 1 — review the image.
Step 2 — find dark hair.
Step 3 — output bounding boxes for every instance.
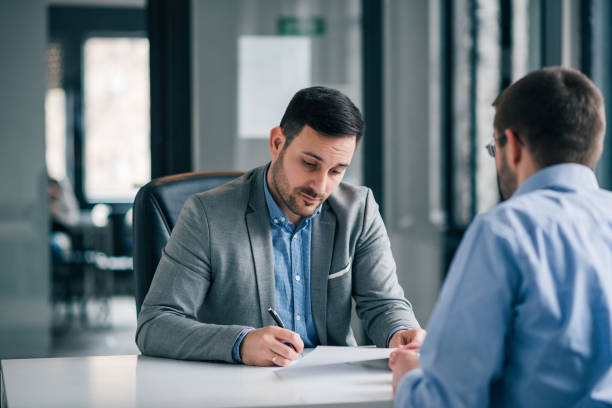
[492,67,606,168]
[280,86,364,145]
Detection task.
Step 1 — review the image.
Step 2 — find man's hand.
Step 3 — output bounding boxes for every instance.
[389,348,420,393]
[239,326,304,366]
[389,328,426,349]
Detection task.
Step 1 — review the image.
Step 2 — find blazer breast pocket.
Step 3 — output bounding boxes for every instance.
[328,257,352,280]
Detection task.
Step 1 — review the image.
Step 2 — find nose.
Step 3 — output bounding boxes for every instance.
[310,170,328,195]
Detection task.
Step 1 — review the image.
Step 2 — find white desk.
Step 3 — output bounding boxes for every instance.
[1,354,393,408]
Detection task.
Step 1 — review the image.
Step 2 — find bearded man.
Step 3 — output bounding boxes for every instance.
[137,86,425,366]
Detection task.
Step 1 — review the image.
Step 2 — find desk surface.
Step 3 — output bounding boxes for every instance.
[1,354,393,408]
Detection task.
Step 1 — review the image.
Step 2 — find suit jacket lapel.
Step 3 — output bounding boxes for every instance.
[245,166,275,327]
[310,204,336,344]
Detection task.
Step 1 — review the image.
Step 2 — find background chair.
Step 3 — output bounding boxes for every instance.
[132,171,244,315]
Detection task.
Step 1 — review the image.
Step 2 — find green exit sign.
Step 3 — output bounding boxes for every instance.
[278,17,325,36]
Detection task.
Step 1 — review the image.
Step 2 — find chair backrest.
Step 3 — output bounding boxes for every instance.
[132,171,244,315]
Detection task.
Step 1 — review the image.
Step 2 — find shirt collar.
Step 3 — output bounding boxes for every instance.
[513,163,599,198]
[263,165,322,229]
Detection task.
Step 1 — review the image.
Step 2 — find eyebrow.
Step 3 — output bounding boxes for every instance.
[303,152,350,168]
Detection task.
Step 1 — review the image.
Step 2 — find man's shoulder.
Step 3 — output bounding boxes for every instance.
[189,167,261,212]
[480,186,612,238]
[478,191,553,237]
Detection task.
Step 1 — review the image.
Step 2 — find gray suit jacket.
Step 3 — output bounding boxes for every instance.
[136,165,419,363]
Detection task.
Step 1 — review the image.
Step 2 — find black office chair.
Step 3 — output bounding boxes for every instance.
[132,171,244,315]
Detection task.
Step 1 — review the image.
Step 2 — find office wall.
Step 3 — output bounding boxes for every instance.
[385,0,444,325]
[191,0,363,185]
[191,0,237,172]
[0,1,51,358]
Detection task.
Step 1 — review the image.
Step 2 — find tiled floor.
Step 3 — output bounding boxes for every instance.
[51,296,139,357]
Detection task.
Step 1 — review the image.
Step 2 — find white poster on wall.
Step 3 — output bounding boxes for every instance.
[238,36,312,139]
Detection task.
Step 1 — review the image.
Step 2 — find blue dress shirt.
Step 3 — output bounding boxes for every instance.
[395,164,612,407]
[261,170,321,348]
[231,170,320,361]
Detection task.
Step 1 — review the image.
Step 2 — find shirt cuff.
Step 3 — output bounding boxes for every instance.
[386,325,415,348]
[394,368,424,407]
[232,328,255,363]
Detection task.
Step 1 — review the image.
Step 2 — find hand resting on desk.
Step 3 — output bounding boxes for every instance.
[240,326,304,367]
[388,328,427,349]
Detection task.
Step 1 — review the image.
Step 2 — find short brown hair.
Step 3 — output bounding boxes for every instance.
[280,86,364,146]
[492,67,606,168]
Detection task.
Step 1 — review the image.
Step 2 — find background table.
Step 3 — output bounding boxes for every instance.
[1,354,394,408]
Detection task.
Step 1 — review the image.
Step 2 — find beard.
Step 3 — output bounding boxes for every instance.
[497,154,518,201]
[269,150,326,220]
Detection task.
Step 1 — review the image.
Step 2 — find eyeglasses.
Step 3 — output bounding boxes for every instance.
[485,133,524,157]
[485,137,500,157]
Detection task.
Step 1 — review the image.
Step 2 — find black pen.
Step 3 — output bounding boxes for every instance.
[267,307,287,328]
[267,307,298,352]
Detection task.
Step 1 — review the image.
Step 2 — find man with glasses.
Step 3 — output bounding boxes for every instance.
[390,67,612,406]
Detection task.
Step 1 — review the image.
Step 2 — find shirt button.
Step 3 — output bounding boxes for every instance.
[296,315,301,321]
[280,217,285,222]
[273,219,278,223]
[295,275,301,281]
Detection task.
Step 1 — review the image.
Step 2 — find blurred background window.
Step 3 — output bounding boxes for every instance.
[46,42,67,182]
[83,37,150,203]
[46,87,67,182]
[41,6,147,358]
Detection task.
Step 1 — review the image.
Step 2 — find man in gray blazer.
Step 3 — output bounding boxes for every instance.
[136,86,424,366]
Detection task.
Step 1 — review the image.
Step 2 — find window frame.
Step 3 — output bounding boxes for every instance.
[48,5,147,210]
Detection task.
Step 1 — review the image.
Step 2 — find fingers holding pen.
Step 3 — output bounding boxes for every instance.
[268,327,303,366]
[269,340,299,361]
[240,326,303,366]
[270,352,292,367]
[271,326,304,353]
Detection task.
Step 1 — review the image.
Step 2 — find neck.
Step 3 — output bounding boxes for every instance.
[516,157,540,188]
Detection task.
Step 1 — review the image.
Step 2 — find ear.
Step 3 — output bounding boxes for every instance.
[269,126,286,160]
[504,128,523,168]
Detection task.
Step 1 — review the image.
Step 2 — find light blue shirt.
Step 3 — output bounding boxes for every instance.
[396,163,612,407]
[231,169,321,362]
[262,171,321,347]
[264,172,321,347]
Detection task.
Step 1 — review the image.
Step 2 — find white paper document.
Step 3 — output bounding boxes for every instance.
[278,346,394,371]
